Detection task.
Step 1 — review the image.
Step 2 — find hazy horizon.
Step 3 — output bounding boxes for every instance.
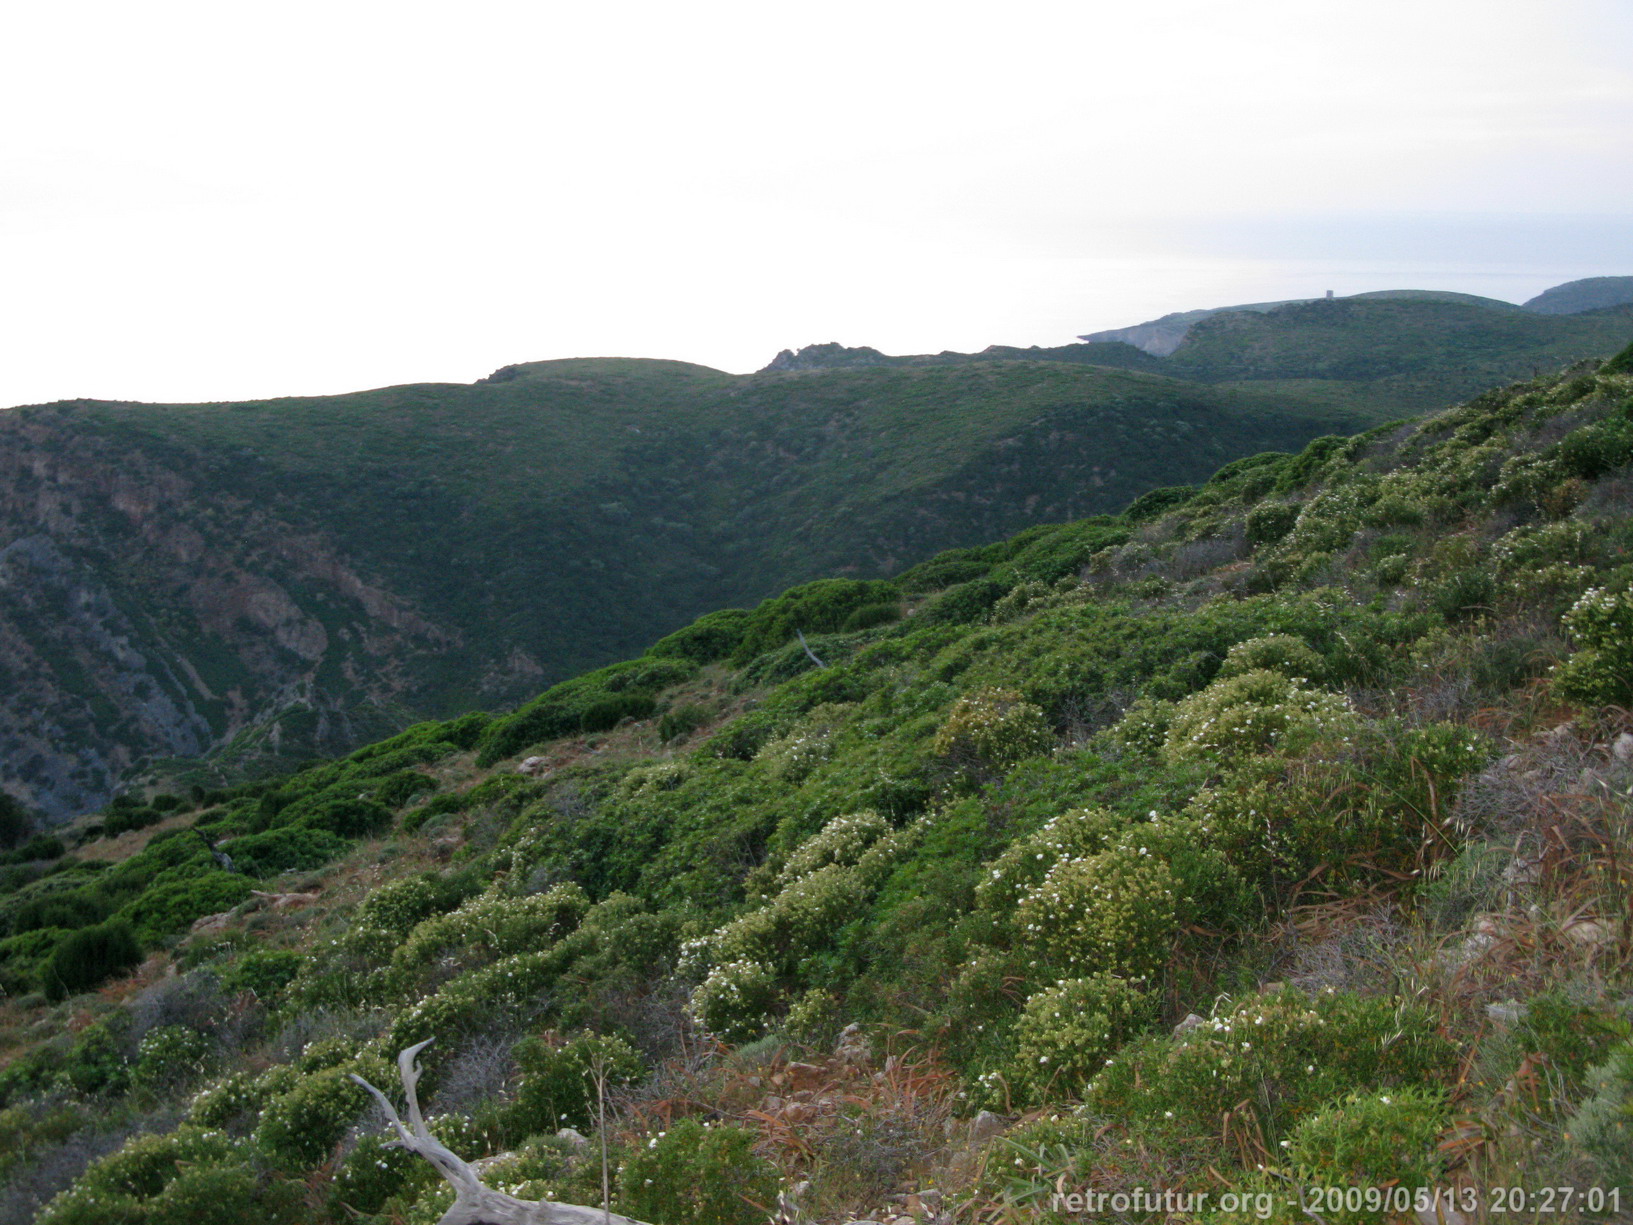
[4,0,1630,408]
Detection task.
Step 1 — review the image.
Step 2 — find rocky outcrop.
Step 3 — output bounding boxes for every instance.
[761,342,894,372]
[0,415,456,819]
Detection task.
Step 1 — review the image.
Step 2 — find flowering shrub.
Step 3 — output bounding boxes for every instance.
[1163,669,1355,765]
[253,1061,384,1170]
[330,1113,488,1217]
[1492,519,1592,571]
[507,1031,644,1134]
[132,1024,216,1094]
[1218,634,1325,682]
[1086,987,1453,1144]
[1014,842,1177,978]
[776,809,889,885]
[38,1126,244,1223]
[385,881,589,995]
[187,1064,300,1128]
[990,581,1052,623]
[618,1119,779,1225]
[690,957,778,1041]
[974,806,1122,915]
[686,857,875,1002]
[218,948,303,1000]
[932,687,1054,776]
[337,873,472,961]
[1008,974,1155,1106]
[1101,696,1175,755]
[618,760,694,796]
[146,1160,305,1225]
[753,728,834,783]
[1285,1086,1449,1192]
[1555,584,1633,704]
[388,944,563,1047]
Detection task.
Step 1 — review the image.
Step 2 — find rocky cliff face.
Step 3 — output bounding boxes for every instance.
[0,410,456,819]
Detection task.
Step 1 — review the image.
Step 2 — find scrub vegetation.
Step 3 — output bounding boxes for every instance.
[2,339,1633,1222]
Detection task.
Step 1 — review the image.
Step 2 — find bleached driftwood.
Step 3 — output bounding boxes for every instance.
[349,1040,655,1225]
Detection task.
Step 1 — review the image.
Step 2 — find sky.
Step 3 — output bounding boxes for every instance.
[2,0,1631,407]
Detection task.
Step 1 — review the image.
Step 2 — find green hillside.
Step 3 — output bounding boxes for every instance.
[1163,296,1633,404]
[0,359,1376,820]
[2,345,1632,1222]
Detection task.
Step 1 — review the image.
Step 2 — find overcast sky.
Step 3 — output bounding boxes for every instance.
[3,0,1631,407]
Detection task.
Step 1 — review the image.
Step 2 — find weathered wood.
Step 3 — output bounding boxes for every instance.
[350,1040,657,1225]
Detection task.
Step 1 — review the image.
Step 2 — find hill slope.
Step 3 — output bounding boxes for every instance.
[2,343,1632,1222]
[1078,274,1632,357]
[0,358,1367,819]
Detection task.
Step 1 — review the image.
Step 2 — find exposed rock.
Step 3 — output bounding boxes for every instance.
[556,1127,589,1148]
[1485,1001,1525,1025]
[968,1110,1008,1142]
[1415,1202,1470,1225]
[762,343,892,373]
[835,1022,871,1065]
[1564,918,1610,945]
[191,910,235,934]
[1611,732,1633,763]
[249,889,320,912]
[1173,1012,1205,1035]
[517,756,549,776]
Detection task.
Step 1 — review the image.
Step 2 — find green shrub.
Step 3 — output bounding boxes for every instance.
[103,807,166,837]
[842,601,904,631]
[580,693,657,731]
[224,825,347,876]
[618,1119,779,1225]
[648,608,754,663]
[1087,987,1455,1145]
[1286,1087,1449,1202]
[374,769,438,809]
[933,687,1054,777]
[56,1018,132,1096]
[11,886,114,934]
[506,1031,645,1135]
[1218,634,1324,682]
[219,948,304,1000]
[117,872,253,944]
[732,578,900,662]
[913,577,1010,627]
[300,796,392,837]
[133,1024,216,1093]
[42,919,142,1001]
[253,1064,372,1170]
[147,1161,305,1225]
[659,703,713,742]
[1555,583,1633,705]
[1005,974,1156,1106]
[1163,669,1355,765]
[1565,1039,1633,1187]
[1013,842,1177,978]
[1245,502,1300,546]
[1124,484,1197,522]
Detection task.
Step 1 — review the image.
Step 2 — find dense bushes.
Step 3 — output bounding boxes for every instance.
[41,919,142,1001]
[15,360,1633,1221]
[617,1119,779,1225]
